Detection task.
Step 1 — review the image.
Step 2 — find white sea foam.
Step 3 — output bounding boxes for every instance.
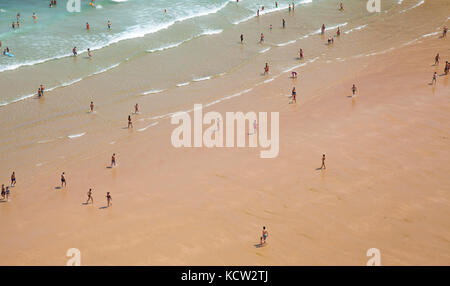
[67,132,86,139]
[344,24,368,34]
[142,89,165,95]
[176,82,190,87]
[193,76,212,82]
[138,122,159,132]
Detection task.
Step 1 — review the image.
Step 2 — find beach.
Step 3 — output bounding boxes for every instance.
[0,0,449,265]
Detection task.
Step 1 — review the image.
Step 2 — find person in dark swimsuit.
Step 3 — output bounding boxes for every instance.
[86,188,93,204]
[10,171,16,186]
[111,153,116,167]
[128,115,133,128]
[106,192,112,207]
[61,172,66,187]
[321,154,326,169]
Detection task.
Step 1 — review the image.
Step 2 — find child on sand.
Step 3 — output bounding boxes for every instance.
[106,192,112,207]
[61,172,66,187]
[86,188,93,204]
[321,154,326,169]
[10,171,16,186]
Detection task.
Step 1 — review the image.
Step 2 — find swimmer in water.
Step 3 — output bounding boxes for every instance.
[107,20,111,30]
[86,22,90,30]
[33,12,37,21]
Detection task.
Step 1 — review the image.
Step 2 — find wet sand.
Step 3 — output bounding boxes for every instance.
[0,0,449,265]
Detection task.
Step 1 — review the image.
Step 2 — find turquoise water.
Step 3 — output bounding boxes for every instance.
[0,0,306,73]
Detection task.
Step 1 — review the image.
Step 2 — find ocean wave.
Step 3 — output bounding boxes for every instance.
[193,76,212,82]
[232,0,313,25]
[147,29,223,54]
[141,89,165,95]
[177,82,190,87]
[259,47,271,53]
[67,132,86,139]
[137,122,159,132]
[344,24,368,35]
[277,40,296,47]
[0,1,230,74]
[399,0,425,13]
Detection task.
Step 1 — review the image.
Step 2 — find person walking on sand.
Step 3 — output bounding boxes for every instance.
[10,171,16,186]
[1,184,5,200]
[73,46,77,56]
[128,115,133,128]
[445,61,449,75]
[87,48,91,58]
[435,53,440,65]
[321,24,326,35]
[90,101,94,112]
[351,84,357,96]
[260,33,264,43]
[337,27,341,36]
[111,153,116,167]
[257,9,259,17]
[262,226,268,244]
[106,192,112,207]
[61,172,66,188]
[5,186,10,201]
[264,63,269,74]
[86,188,93,204]
[290,87,297,103]
[282,18,286,29]
[321,154,326,169]
[240,33,244,43]
[299,48,304,59]
[432,72,437,84]
[443,26,447,38]
[134,103,139,114]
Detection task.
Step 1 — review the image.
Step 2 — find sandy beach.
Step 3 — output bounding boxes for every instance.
[0,0,449,265]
